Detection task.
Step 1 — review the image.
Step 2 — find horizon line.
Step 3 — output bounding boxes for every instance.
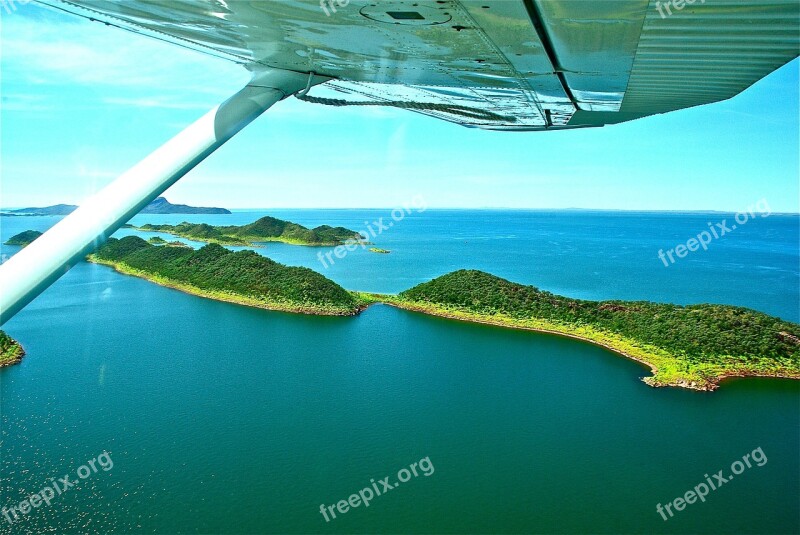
[2,206,799,215]
[224,207,800,215]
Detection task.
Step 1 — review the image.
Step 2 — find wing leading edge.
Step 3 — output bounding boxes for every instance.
[35,0,800,130]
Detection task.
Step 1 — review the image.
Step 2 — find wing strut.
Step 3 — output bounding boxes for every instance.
[0,68,327,325]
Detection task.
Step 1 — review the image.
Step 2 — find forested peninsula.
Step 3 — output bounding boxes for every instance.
[372,270,800,391]
[89,236,360,315]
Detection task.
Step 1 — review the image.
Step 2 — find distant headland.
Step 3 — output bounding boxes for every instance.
[1,197,230,216]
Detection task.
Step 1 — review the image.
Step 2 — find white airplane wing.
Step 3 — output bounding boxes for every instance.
[37,0,800,130]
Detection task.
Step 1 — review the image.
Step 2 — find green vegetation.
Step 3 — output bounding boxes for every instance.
[375,270,800,390]
[166,241,191,248]
[89,236,360,315]
[148,236,167,244]
[369,247,391,254]
[0,330,25,367]
[137,222,250,245]
[4,230,42,246]
[83,239,799,391]
[137,216,362,247]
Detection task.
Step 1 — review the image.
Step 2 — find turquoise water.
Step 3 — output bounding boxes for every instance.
[1,210,798,533]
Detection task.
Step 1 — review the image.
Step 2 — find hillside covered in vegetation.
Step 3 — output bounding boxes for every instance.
[90,236,360,315]
[78,237,800,391]
[4,230,42,246]
[0,331,25,367]
[384,270,800,390]
[138,216,362,247]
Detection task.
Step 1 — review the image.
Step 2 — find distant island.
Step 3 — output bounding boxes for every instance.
[147,236,191,248]
[1,204,76,216]
[369,247,391,254]
[0,331,25,367]
[138,197,231,214]
[1,197,230,216]
[4,230,43,246]
[136,216,363,247]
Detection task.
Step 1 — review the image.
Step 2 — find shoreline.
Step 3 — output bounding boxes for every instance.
[75,261,800,392]
[88,256,362,317]
[359,296,800,392]
[0,335,25,368]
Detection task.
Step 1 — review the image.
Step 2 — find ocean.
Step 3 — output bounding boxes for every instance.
[0,209,797,533]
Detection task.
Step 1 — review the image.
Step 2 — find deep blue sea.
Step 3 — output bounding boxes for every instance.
[0,209,798,533]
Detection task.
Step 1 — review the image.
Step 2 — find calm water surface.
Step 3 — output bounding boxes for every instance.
[1,210,798,533]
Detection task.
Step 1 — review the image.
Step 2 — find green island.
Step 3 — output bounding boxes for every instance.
[89,236,361,316]
[4,230,43,246]
[363,270,800,391]
[0,330,25,367]
[8,229,799,390]
[147,236,189,248]
[136,215,363,247]
[369,247,391,254]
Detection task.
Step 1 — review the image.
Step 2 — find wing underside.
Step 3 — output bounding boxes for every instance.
[36,0,800,130]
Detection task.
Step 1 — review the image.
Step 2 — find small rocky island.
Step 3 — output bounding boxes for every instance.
[4,230,43,246]
[0,331,25,367]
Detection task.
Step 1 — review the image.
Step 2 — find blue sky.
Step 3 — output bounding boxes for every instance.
[1,3,798,211]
